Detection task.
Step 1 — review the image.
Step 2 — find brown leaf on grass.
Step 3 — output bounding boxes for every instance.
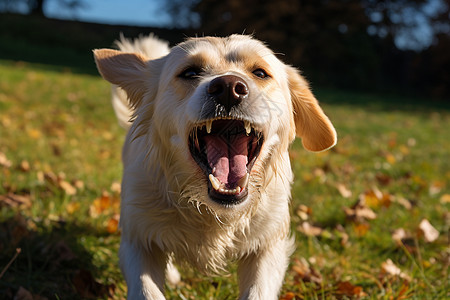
[376,173,392,186]
[336,224,349,246]
[0,193,32,209]
[89,191,120,218]
[72,269,115,299]
[66,202,80,214]
[19,160,30,172]
[418,219,439,243]
[0,151,12,168]
[393,197,413,210]
[392,228,407,244]
[110,181,121,194]
[360,188,392,209]
[429,181,444,196]
[106,214,120,233]
[297,222,322,237]
[344,197,377,223]
[391,228,418,252]
[335,281,367,298]
[353,223,371,237]
[440,194,450,204]
[291,258,323,285]
[27,128,42,140]
[380,259,411,281]
[336,183,352,198]
[59,180,77,195]
[279,291,297,300]
[296,204,312,221]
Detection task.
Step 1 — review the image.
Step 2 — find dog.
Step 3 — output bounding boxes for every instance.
[93,34,336,300]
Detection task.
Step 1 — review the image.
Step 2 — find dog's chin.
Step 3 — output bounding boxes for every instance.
[188,118,264,207]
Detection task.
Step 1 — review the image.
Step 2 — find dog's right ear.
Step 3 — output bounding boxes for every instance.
[93,49,149,108]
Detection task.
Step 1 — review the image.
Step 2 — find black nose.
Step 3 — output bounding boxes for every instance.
[207,75,249,112]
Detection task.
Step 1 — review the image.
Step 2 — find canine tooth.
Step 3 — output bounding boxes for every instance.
[237,173,250,188]
[206,120,212,134]
[209,174,221,190]
[244,121,251,135]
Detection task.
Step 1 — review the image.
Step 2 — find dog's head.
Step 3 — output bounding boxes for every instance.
[94,35,336,217]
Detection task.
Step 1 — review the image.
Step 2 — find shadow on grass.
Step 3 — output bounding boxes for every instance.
[0,213,119,299]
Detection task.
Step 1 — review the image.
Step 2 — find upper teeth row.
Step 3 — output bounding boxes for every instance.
[200,119,252,135]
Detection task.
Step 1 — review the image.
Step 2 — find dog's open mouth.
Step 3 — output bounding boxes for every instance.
[189,119,264,205]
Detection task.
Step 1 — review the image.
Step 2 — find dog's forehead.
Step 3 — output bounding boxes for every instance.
[169,35,276,66]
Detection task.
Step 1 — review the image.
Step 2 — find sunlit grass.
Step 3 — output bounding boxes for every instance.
[0,60,448,299]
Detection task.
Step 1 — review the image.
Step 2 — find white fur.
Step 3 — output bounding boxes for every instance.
[94,34,336,299]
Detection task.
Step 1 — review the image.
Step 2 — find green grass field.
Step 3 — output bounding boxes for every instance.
[0,59,449,299]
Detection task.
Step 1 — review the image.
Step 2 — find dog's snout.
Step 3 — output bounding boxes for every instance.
[208,75,249,112]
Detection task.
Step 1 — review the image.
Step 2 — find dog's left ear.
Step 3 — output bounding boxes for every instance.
[287,66,337,152]
[93,49,150,108]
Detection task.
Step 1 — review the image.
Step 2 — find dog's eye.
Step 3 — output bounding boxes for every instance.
[252,68,269,79]
[179,67,202,79]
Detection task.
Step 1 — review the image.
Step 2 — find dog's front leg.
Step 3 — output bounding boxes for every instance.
[237,237,293,300]
[120,240,167,300]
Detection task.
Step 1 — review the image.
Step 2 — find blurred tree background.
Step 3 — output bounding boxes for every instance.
[164,0,450,99]
[0,0,449,99]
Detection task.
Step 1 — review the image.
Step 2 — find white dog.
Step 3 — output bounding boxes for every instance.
[94,34,336,300]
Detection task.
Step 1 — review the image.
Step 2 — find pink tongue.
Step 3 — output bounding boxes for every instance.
[205,135,249,187]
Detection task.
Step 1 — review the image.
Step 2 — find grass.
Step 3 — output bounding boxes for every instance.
[0,59,449,299]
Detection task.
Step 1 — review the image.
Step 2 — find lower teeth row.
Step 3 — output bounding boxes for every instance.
[218,186,241,195]
[208,173,249,195]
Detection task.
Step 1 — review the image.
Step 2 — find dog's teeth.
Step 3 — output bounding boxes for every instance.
[237,173,250,189]
[206,120,212,134]
[209,174,221,190]
[235,186,241,194]
[244,121,251,136]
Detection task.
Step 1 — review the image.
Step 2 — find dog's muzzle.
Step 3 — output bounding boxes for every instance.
[189,75,264,206]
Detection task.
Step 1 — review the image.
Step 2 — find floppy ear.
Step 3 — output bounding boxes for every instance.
[287,66,337,152]
[93,49,149,108]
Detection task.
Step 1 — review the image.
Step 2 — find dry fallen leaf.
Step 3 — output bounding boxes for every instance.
[336,183,352,198]
[381,259,411,281]
[429,181,444,196]
[110,181,121,194]
[392,228,407,244]
[393,196,413,210]
[335,281,367,298]
[106,214,120,233]
[440,194,450,204]
[297,222,322,237]
[66,202,80,214]
[59,180,77,196]
[344,197,377,223]
[0,193,32,209]
[89,192,120,218]
[0,151,12,168]
[296,204,311,221]
[360,188,392,209]
[418,219,439,243]
[291,258,323,285]
[27,128,42,139]
[353,223,371,237]
[19,160,30,172]
[279,292,296,300]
